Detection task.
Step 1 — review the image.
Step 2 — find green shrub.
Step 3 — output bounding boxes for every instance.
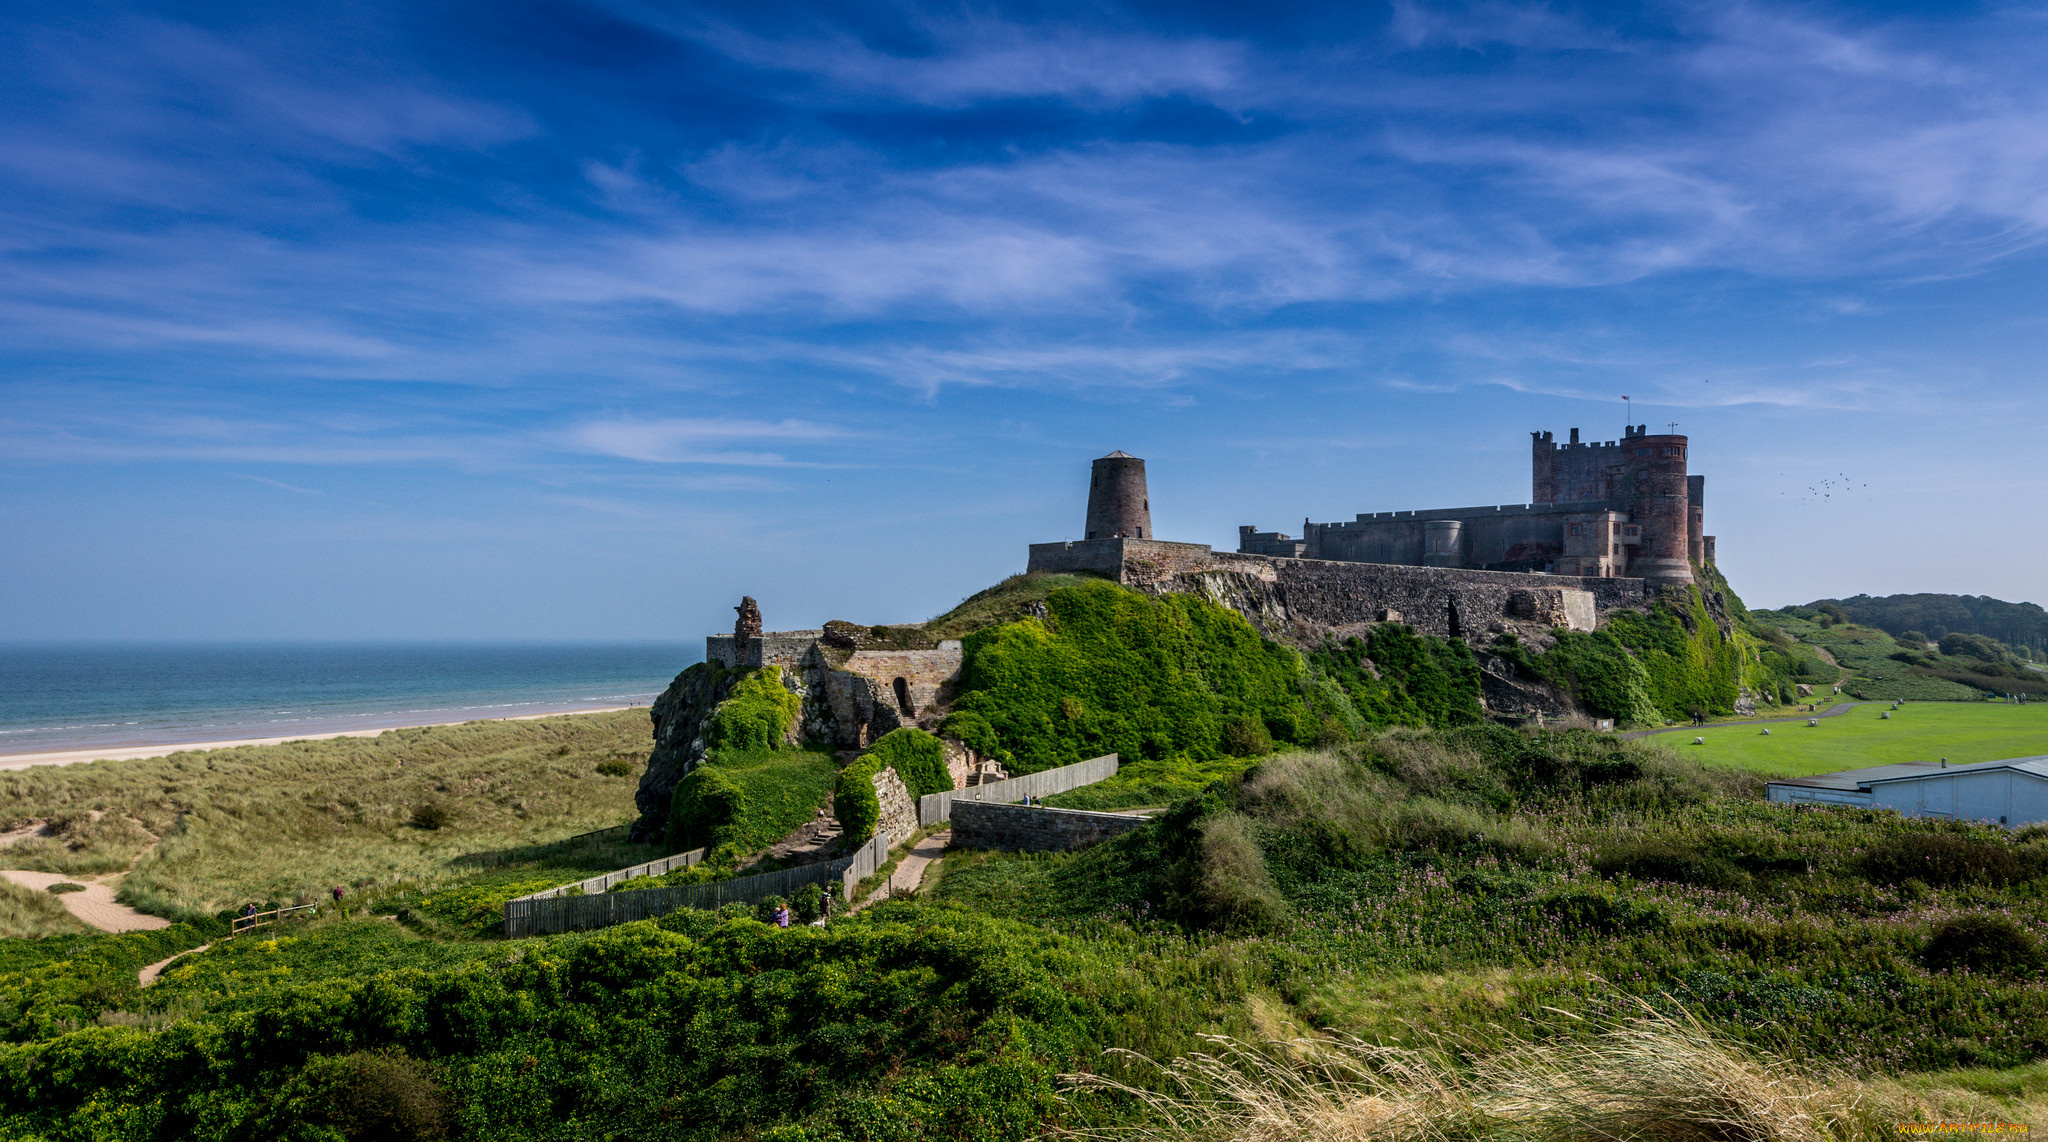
[864,728,952,798]
[409,802,452,831]
[304,1050,453,1142]
[1922,913,2044,977]
[1220,714,1273,757]
[704,666,800,759]
[835,758,883,843]
[44,883,84,896]
[951,579,1314,773]
[1593,835,1751,891]
[669,765,746,852]
[594,758,635,777]
[1857,831,2040,887]
[937,711,1012,765]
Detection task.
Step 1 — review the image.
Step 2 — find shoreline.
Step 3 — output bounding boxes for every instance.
[0,704,646,771]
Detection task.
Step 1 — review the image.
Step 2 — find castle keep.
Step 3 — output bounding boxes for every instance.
[1239,426,1713,585]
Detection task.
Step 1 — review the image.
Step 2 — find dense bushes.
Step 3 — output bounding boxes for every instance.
[1922,913,2044,977]
[668,766,746,852]
[702,666,800,759]
[833,760,882,843]
[951,580,1315,772]
[668,751,838,855]
[864,728,952,799]
[1856,831,2044,887]
[833,729,950,843]
[1306,626,1483,732]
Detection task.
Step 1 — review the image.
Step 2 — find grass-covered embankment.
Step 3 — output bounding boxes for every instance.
[3,724,2045,1138]
[0,711,654,921]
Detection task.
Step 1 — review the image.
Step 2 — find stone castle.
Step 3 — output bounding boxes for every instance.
[638,431,1732,835]
[1239,426,1711,583]
[1028,428,1725,651]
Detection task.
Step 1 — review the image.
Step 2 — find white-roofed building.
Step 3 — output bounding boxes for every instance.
[1765,756,2048,828]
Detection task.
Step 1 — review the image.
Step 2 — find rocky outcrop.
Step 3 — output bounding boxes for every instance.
[634,663,741,840]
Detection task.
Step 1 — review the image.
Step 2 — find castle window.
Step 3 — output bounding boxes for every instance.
[1569,523,1582,537]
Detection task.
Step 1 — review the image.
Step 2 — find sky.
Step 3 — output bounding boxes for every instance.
[3,0,2047,643]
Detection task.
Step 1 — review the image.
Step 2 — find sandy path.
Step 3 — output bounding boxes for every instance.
[0,869,170,933]
[852,829,949,913]
[0,705,640,771]
[139,944,210,986]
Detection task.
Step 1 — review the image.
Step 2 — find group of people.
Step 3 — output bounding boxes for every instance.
[768,891,833,929]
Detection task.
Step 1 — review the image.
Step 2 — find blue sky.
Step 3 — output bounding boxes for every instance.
[4,0,2046,642]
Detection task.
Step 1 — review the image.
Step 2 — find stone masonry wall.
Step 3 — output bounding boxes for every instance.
[949,801,1150,852]
[842,646,964,721]
[872,766,918,846]
[1161,555,1647,644]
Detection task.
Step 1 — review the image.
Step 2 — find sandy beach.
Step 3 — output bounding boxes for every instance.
[0,705,642,772]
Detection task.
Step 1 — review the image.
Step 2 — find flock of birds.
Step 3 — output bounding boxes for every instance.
[1780,472,1867,502]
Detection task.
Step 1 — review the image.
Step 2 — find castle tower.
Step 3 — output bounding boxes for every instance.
[1619,426,1693,585]
[1084,451,1152,540]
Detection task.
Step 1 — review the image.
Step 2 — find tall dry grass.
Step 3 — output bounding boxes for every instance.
[1065,1007,2024,1142]
[0,877,92,939]
[0,711,654,918]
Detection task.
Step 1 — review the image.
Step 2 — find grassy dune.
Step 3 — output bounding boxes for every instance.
[1673,700,2048,776]
[0,711,655,919]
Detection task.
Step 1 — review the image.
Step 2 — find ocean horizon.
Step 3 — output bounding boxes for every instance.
[0,641,701,758]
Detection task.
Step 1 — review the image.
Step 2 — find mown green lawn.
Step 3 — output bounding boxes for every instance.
[1664,700,2048,776]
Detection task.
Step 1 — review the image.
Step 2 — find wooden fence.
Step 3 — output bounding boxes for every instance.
[918,753,1118,828]
[514,846,709,902]
[228,903,314,939]
[503,832,891,938]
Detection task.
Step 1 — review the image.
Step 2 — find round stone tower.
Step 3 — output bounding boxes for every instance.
[1621,428,1693,585]
[1085,451,1152,540]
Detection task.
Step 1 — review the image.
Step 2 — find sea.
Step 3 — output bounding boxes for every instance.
[0,643,699,759]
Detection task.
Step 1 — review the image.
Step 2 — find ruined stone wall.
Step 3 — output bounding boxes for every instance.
[706,631,825,670]
[950,801,1150,852]
[841,645,963,721]
[872,766,918,846]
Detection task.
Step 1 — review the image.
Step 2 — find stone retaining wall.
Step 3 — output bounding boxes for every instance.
[949,801,1150,852]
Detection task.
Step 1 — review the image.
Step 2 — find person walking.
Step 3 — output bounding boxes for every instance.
[773,902,791,929]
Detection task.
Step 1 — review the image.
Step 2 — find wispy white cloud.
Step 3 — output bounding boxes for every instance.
[563,417,849,465]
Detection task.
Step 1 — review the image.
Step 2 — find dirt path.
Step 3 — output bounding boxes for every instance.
[851,828,949,913]
[1622,700,1881,740]
[0,869,171,933]
[138,944,210,986]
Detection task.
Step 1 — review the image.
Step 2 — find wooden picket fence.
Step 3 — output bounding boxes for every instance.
[503,832,890,938]
[918,753,1118,828]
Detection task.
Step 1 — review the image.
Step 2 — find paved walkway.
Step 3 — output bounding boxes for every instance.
[851,828,949,913]
[1621,700,1880,740]
[0,869,171,933]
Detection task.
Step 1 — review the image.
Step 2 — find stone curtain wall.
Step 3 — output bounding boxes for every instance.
[950,802,1150,852]
[918,753,1119,828]
[1170,557,1645,644]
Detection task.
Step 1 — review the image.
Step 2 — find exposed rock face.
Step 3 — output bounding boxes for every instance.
[634,664,739,840]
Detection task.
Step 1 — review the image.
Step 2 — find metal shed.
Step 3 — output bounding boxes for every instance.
[1765,755,2048,828]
